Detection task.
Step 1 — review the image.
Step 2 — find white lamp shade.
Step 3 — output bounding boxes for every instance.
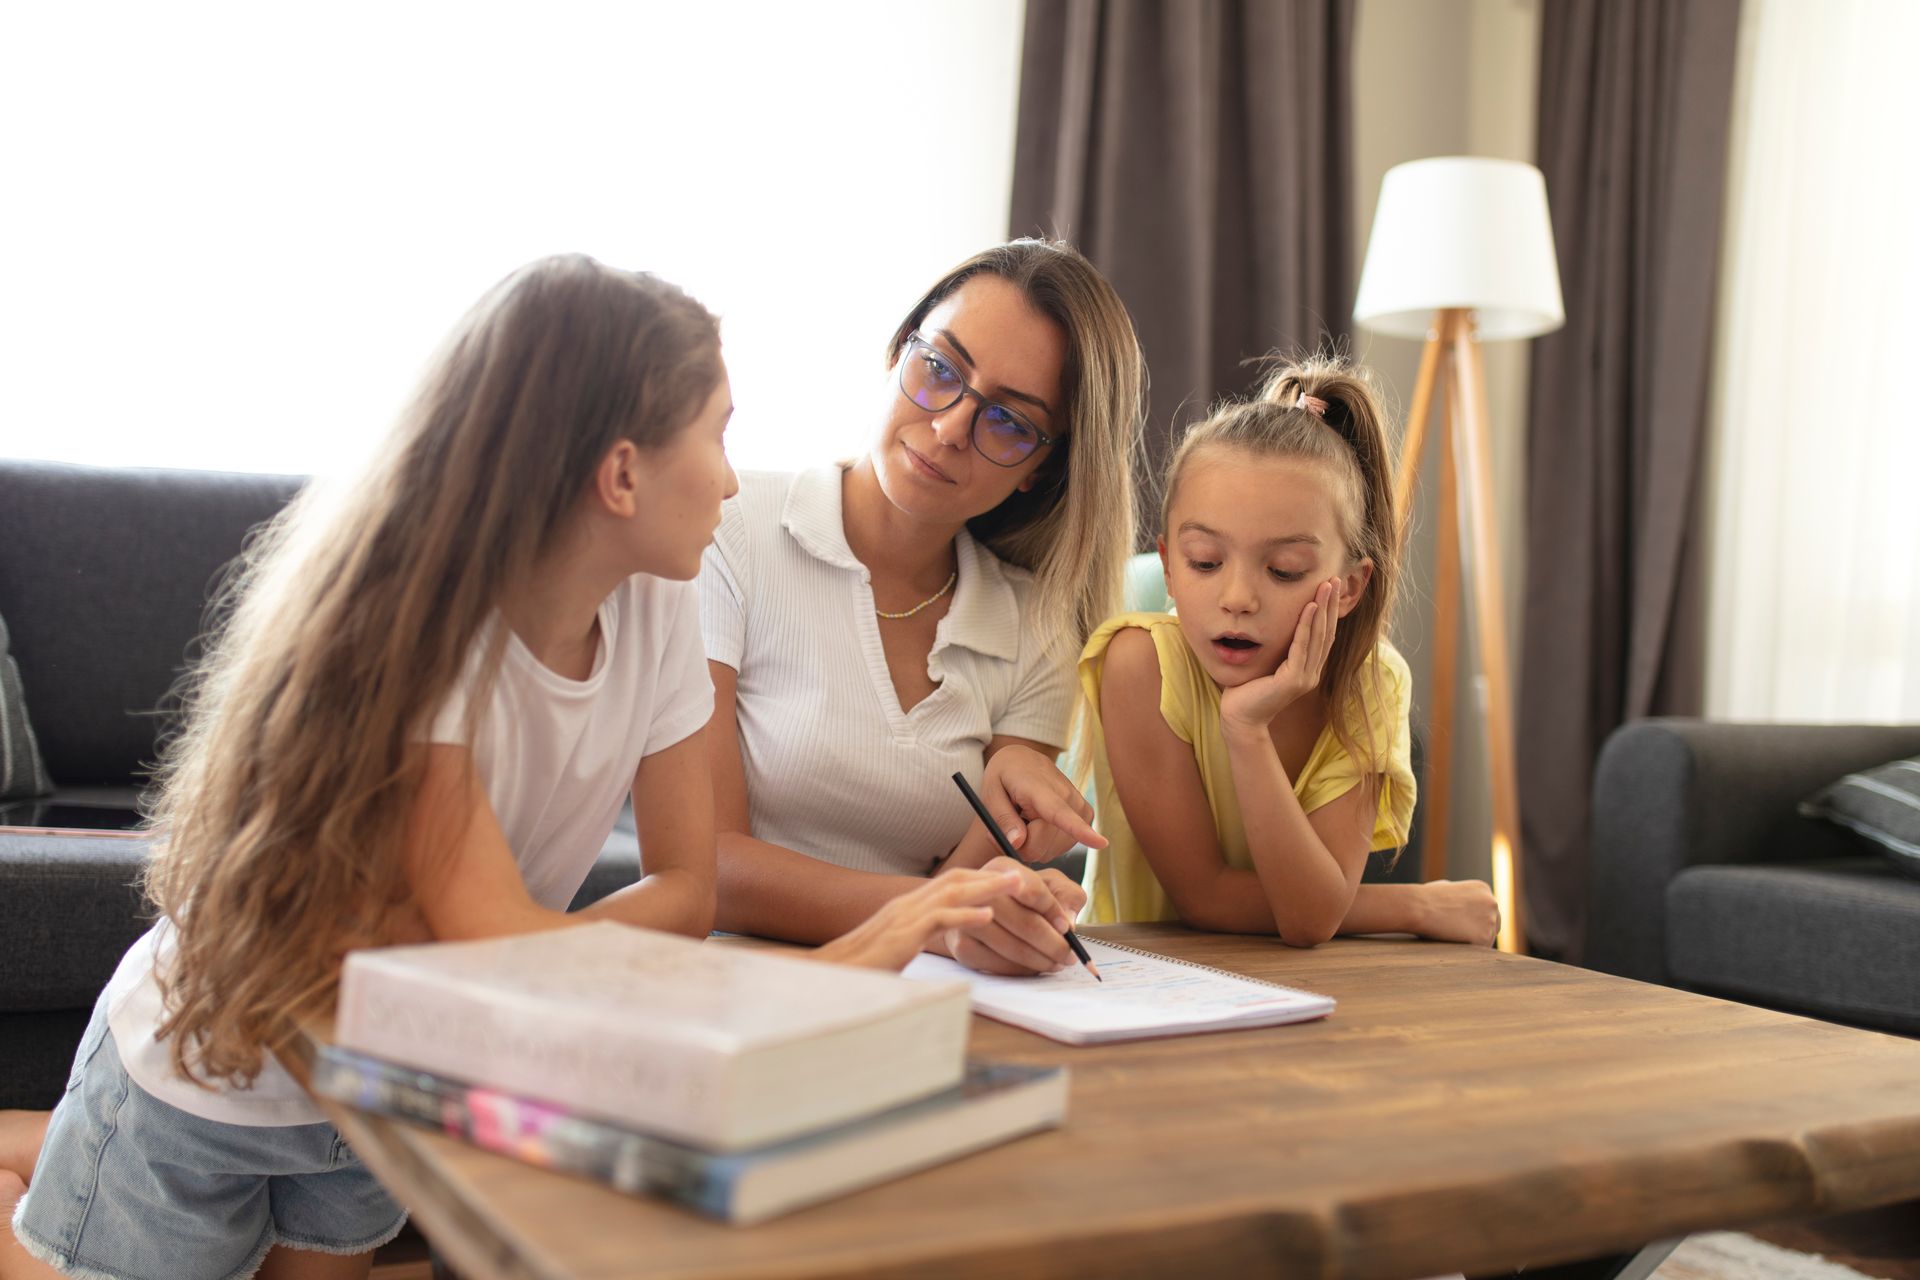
[1354,156,1565,341]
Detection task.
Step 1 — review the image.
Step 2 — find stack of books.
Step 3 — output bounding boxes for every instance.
[317,923,1066,1224]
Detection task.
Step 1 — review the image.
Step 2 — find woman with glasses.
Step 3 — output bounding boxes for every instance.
[698,239,1145,974]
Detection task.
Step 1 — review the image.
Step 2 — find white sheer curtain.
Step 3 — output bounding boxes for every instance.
[1704,0,1920,722]
[0,2,1025,478]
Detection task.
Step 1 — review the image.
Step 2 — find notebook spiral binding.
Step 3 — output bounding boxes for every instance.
[1090,940,1326,1000]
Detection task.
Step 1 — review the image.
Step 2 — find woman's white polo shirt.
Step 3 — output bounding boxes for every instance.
[697,466,1076,877]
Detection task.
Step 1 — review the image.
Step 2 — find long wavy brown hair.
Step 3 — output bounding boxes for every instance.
[144,255,722,1088]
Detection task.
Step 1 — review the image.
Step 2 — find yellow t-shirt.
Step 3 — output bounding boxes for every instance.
[1078,612,1417,925]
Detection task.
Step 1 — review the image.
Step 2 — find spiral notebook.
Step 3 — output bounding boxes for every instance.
[901,938,1334,1045]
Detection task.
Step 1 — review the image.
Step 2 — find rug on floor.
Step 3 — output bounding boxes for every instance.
[1655,1232,1878,1280]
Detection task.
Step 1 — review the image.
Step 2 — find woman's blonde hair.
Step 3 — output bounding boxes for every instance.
[1160,353,1402,776]
[143,254,723,1088]
[886,239,1146,652]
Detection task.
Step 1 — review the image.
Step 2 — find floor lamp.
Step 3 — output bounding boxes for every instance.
[1352,157,1564,954]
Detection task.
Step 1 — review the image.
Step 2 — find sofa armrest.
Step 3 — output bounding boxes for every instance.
[1585,718,1920,984]
[0,833,153,1010]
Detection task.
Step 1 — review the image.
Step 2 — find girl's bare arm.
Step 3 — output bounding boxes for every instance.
[575,727,716,937]
[1100,627,1371,944]
[403,737,714,942]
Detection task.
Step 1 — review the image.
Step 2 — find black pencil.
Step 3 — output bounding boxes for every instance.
[950,772,1103,981]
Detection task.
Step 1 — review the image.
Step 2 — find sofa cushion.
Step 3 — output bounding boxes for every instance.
[0,832,152,1010]
[0,1010,94,1110]
[0,462,303,785]
[1666,857,1920,1032]
[0,610,53,799]
[1801,755,1920,881]
[5,824,644,1005]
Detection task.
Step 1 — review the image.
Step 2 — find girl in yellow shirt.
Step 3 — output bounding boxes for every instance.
[1080,356,1497,945]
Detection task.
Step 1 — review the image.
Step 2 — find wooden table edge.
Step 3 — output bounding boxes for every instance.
[279,1099,1920,1280]
[282,931,1920,1280]
[284,1026,572,1280]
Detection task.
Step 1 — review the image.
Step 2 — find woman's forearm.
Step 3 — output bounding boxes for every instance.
[713,831,923,943]
[579,865,716,938]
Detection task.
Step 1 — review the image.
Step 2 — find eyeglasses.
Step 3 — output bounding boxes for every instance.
[896,332,1057,467]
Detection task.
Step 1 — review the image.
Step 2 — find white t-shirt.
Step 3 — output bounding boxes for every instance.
[698,466,1077,878]
[103,573,713,1125]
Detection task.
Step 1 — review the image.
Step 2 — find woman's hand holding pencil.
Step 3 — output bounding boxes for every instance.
[933,856,1092,977]
[952,773,1103,982]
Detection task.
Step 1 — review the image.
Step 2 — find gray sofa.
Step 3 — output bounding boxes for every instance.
[1586,717,1920,1035]
[0,461,639,1108]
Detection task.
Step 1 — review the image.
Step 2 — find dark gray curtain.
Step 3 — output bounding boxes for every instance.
[1520,0,1742,961]
[1009,0,1354,538]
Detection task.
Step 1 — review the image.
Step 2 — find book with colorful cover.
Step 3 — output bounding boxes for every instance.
[313,1045,1067,1225]
[334,922,972,1150]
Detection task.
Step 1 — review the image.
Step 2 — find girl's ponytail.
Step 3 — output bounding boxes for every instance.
[1260,357,1401,578]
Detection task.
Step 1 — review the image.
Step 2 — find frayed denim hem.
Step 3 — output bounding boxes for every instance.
[222,1224,278,1280]
[8,1226,114,1280]
[14,1212,255,1280]
[13,1203,403,1279]
[15,1193,278,1280]
[274,1209,409,1257]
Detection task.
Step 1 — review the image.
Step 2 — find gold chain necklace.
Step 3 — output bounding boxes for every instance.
[875,569,957,620]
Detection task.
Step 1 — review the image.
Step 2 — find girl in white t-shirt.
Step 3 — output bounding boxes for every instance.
[2,256,1022,1280]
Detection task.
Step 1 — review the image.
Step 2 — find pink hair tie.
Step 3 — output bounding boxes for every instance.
[1294,392,1329,419]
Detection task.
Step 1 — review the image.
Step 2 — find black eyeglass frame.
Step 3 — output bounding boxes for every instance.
[897,331,1058,468]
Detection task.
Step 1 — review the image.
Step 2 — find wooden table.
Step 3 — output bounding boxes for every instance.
[305,926,1920,1280]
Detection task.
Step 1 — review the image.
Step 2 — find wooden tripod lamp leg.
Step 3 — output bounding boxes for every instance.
[1449,322,1526,954]
[1423,326,1462,885]
[1393,319,1446,526]
[1397,311,1462,885]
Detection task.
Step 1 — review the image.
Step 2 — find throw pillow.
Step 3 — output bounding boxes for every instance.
[1800,755,1920,881]
[0,610,55,800]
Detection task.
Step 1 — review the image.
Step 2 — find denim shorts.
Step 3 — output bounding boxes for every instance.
[12,999,406,1280]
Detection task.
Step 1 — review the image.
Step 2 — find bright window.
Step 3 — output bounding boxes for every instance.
[1703,0,1920,721]
[0,2,1026,477]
